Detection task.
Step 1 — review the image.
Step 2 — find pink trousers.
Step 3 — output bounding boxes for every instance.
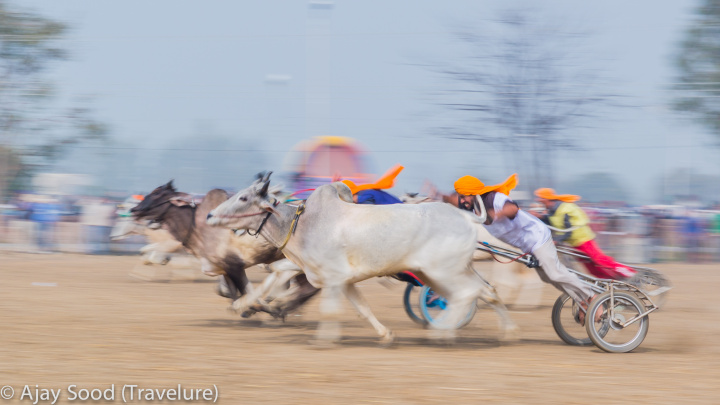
[575,239,636,280]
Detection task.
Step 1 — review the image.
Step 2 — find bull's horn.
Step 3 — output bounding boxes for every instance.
[258,180,270,197]
[262,171,273,182]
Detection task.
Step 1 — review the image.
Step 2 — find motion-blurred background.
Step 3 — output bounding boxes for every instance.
[1,0,719,262]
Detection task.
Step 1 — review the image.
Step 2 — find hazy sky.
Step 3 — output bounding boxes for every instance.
[19,0,719,203]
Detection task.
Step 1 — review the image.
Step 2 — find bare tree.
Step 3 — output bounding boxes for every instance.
[672,0,720,140]
[433,10,618,190]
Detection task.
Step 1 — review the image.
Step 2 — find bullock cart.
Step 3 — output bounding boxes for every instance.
[476,241,671,353]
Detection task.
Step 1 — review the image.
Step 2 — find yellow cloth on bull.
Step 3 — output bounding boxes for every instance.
[534,188,581,203]
[453,173,518,196]
[547,201,596,246]
[341,164,404,195]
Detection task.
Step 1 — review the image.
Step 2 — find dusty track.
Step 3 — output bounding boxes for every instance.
[1,253,718,404]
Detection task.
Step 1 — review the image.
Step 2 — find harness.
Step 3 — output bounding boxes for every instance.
[229,198,304,250]
[278,202,305,250]
[479,241,540,268]
[182,205,196,247]
[246,198,280,237]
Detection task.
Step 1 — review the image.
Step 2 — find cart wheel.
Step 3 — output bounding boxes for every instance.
[551,294,593,346]
[403,284,427,325]
[419,285,477,329]
[586,291,649,353]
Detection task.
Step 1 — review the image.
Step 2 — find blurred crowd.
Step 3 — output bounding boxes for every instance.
[0,193,122,254]
[0,192,719,263]
[572,203,720,264]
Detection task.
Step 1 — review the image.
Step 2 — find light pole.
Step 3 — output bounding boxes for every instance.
[306,1,334,139]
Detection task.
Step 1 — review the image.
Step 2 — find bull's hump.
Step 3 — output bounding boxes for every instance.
[311,184,340,200]
[202,189,229,206]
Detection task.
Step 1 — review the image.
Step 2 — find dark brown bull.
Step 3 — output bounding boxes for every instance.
[131,180,318,319]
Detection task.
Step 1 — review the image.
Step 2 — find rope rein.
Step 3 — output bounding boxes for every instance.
[488,250,532,264]
[247,199,279,237]
[478,241,539,268]
[278,202,305,250]
[546,224,581,233]
[181,205,197,247]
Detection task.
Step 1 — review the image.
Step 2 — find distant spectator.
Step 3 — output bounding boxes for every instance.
[79,197,116,254]
[28,195,61,253]
[711,208,720,262]
[645,211,665,263]
[682,211,704,263]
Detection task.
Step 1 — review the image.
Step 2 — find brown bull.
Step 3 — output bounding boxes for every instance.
[131,180,318,318]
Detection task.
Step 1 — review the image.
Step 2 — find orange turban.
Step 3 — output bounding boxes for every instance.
[341,164,404,195]
[340,179,361,194]
[534,188,580,203]
[454,173,518,196]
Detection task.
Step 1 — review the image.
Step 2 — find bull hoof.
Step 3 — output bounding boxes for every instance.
[216,287,234,299]
[240,309,257,318]
[379,331,396,348]
[428,329,456,346]
[500,325,521,342]
[313,321,341,347]
[270,311,287,322]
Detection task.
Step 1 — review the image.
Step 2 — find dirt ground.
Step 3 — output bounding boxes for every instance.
[1,253,719,404]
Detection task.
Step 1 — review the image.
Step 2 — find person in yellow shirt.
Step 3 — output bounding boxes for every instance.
[532,188,636,281]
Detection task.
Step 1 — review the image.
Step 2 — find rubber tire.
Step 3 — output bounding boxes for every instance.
[419,285,477,329]
[585,291,649,353]
[403,284,427,325]
[551,293,593,346]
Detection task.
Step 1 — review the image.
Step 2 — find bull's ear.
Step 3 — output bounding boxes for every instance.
[258,198,276,212]
[258,180,270,197]
[165,179,177,192]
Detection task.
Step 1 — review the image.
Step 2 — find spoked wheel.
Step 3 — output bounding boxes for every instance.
[419,285,477,329]
[586,291,649,353]
[551,293,594,346]
[403,284,427,325]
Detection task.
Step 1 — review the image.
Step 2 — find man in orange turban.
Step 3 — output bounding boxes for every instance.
[532,188,636,281]
[453,174,599,326]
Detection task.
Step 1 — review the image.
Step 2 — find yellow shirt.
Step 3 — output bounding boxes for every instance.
[547,202,596,246]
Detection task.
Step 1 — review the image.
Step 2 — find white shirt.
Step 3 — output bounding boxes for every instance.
[481,193,550,253]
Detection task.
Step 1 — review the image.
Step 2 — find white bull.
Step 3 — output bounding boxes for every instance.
[401,193,545,308]
[207,179,517,346]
